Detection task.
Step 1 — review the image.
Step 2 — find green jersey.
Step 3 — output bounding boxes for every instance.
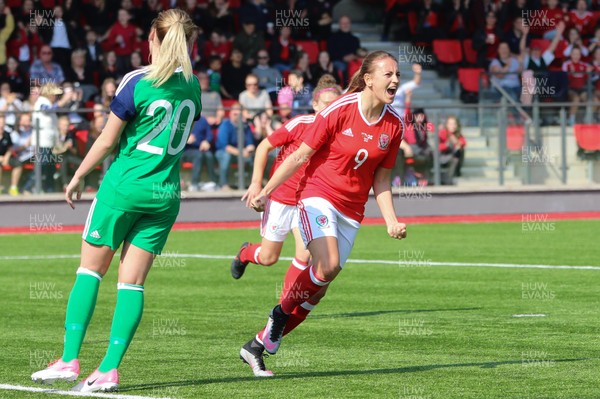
[97,68,202,213]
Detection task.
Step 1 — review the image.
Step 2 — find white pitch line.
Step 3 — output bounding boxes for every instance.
[512,314,547,317]
[0,384,171,399]
[0,253,599,270]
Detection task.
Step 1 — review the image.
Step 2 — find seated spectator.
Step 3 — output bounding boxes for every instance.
[589,26,600,54]
[252,49,282,100]
[82,0,114,35]
[221,49,251,99]
[443,0,469,40]
[503,17,529,55]
[489,42,523,103]
[538,0,565,40]
[60,82,86,128]
[310,50,341,87]
[6,112,33,195]
[414,0,441,44]
[197,71,224,127]
[277,69,313,117]
[269,26,298,73]
[95,78,117,111]
[0,114,13,193]
[272,102,292,129]
[392,63,422,115]
[84,30,104,71]
[403,91,433,184]
[473,11,501,68]
[102,9,141,74]
[239,0,269,33]
[232,17,264,67]
[100,51,123,82]
[304,0,334,41]
[239,73,272,121]
[22,85,40,113]
[215,103,255,190]
[347,47,368,81]
[327,16,360,82]
[130,50,143,70]
[207,56,223,96]
[0,56,27,97]
[206,0,235,39]
[569,0,595,38]
[203,30,230,65]
[0,82,23,129]
[29,45,65,86]
[65,49,98,101]
[439,116,466,185]
[182,116,217,191]
[39,5,75,74]
[294,51,314,85]
[53,115,82,190]
[563,27,589,58]
[251,111,275,141]
[562,46,592,125]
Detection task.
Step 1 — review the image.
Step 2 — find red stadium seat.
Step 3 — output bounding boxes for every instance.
[222,99,237,118]
[75,130,89,157]
[296,40,319,64]
[458,68,485,93]
[432,40,462,64]
[574,124,600,151]
[506,126,525,152]
[462,39,477,65]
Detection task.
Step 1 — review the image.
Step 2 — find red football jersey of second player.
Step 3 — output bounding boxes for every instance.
[267,114,316,205]
[299,92,404,223]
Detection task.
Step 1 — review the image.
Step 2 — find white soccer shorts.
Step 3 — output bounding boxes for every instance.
[260,198,299,242]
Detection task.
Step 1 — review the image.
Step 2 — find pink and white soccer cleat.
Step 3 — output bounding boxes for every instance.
[31,358,80,384]
[71,368,119,393]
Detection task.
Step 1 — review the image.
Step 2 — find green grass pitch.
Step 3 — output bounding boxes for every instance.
[1,220,599,398]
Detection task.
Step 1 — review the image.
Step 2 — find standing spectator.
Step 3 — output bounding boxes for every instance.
[0,5,14,67]
[0,114,12,193]
[65,49,97,100]
[269,26,297,73]
[239,73,272,121]
[182,116,217,191]
[6,112,33,195]
[207,0,235,38]
[221,48,251,99]
[277,69,313,117]
[327,16,360,82]
[252,49,282,100]
[414,0,441,44]
[439,116,466,185]
[0,81,23,128]
[489,42,523,103]
[473,11,501,68]
[29,46,65,85]
[0,56,27,96]
[54,115,82,191]
[197,71,224,127]
[39,5,75,74]
[403,92,433,184]
[102,9,141,74]
[562,46,592,125]
[305,0,335,41]
[233,18,265,67]
[309,50,341,87]
[84,30,104,71]
[215,103,255,190]
[569,0,595,38]
[563,27,589,58]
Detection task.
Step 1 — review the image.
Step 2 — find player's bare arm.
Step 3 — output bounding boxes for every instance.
[373,166,407,240]
[242,139,275,208]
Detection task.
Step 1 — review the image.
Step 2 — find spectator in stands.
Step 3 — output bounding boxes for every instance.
[0,82,23,129]
[54,115,82,191]
[272,100,292,129]
[588,26,600,53]
[503,17,529,55]
[100,51,122,82]
[0,114,12,193]
[215,103,255,190]
[414,0,441,44]
[233,17,265,67]
[569,0,595,38]
[305,0,334,41]
[252,49,282,101]
[95,78,117,110]
[392,63,423,115]
[562,46,592,125]
[7,19,39,74]
[83,0,114,35]
[294,51,314,85]
[489,42,523,103]
[204,30,230,65]
[102,9,141,74]
[473,11,501,68]
[207,55,223,95]
[327,15,360,82]
[251,111,275,141]
[239,0,269,33]
[13,0,34,27]
[29,45,65,85]
[0,5,14,67]
[198,71,224,127]
[403,90,433,184]
[221,48,251,99]
[443,0,470,40]
[239,73,273,121]
[63,0,83,41]
[277,69,313,117]
[39,5,75,74]
[207,0,235,38]
[61,82,86,127]
[65,49,97,101]
[591,47,600,116]
[22,85,40,113]
[269,26,298,73]
[347,47,368,81]
[309,50,341,87]
[439,115,466,185]
[0,56,27,97]
[563,27,589,58]
[85,115,111,187]
[6,112,33,196]
[130,50,142,69]
[84,30,104,71]
[182,115,217,191]
[539,0,566,40]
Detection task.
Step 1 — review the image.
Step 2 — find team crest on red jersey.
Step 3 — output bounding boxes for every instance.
[378,133,391,150]
[316,215,329,228]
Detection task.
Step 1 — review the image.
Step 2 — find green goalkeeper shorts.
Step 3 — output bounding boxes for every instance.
[82,197,178,255]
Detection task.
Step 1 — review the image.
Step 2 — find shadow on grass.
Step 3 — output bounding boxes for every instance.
[310,307,482,319]
[119,357,591,392]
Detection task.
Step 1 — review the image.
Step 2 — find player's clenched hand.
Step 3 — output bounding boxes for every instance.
[65,175,84,209]
[242,182,262,208]
[387,222,407,240]
[250,191,267,212]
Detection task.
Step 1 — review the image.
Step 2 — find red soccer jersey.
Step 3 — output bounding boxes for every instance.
[569,11,595,36]
[267,114,316,205]
[299,92,404,223]
[562,60,590,89]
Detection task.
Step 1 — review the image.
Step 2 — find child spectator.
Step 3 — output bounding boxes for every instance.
[439,115,466,185]
[276,69,313,117]
[239,73,272,121]
[562,46,592,125]
[197,71,224,127]
[207,55,223,95]
[269,26,298,73]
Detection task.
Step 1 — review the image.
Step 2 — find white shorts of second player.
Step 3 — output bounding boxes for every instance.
[261,198,299,242]
[297,196,361,267]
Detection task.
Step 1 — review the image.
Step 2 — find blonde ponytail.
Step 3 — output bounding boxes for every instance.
[145,9,198,87]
